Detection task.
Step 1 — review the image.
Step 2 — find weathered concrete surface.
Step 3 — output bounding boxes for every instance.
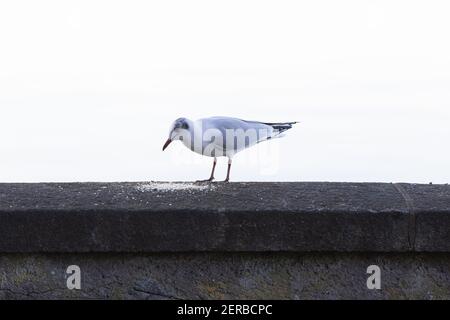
[1,253,450,300]
[0,182,449,299]
[400,183,450,251]
[0,182,449,252]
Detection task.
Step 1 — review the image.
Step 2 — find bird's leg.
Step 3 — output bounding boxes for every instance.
[196,157,217,182]
[209,157,217,181]
[223,158,232,182]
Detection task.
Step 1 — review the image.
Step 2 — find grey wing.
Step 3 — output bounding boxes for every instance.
[202,117,275,143]
[201,117,276,155]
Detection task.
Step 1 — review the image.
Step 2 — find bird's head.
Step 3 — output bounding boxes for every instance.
[162,117,192,151]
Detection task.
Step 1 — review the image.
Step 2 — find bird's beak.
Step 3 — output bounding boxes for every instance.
[162,138,172,151]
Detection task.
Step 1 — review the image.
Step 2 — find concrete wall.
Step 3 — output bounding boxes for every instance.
[0,182,449,299]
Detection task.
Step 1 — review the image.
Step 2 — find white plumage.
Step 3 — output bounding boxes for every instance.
[163,116,297,182]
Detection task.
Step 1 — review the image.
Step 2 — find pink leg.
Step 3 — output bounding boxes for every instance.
[223,158,232,182]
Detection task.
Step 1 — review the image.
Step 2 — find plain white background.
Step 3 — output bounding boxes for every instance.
[0,0,449,183]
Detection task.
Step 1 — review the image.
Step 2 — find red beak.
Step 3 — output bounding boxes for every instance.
[162,138,172,151]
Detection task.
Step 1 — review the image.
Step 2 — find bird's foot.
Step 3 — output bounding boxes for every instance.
[195,177,215,183]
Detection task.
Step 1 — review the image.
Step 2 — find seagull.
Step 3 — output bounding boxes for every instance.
[162,116,298,182]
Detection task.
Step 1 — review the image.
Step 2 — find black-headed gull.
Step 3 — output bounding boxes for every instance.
[162,116,298,182]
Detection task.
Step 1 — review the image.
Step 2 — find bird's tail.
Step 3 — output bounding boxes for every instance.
[263,121,298,136]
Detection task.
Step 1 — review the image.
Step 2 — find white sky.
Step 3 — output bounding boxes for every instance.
[0,0,449,183]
